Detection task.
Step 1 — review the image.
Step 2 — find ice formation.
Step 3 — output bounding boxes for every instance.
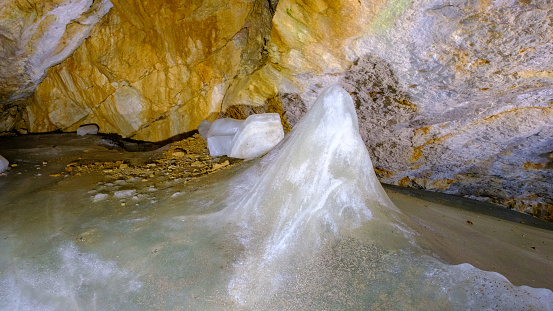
[203,115,284,159]
[0,155,8,173]
[207,118,244,137]
[207,135,234,157]
[197,120,212,141]
[76,124,99,136]
[228,113,284,160]
[205,118,244,156]
[210,85,553,308]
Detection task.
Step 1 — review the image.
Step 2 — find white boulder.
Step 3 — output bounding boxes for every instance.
[0,155,9,173]
[77,124,99,136]
[228,113,284,160]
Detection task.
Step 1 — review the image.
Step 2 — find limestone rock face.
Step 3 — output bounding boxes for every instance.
[226,0,553,220]
[24,0,275,141]
[0,0,113,132]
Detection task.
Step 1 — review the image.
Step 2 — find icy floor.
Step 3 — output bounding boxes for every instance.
[1,86,552,310]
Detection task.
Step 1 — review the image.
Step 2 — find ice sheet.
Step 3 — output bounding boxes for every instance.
[0,85,551,310]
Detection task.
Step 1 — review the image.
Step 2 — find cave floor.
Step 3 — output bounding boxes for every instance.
[0,133,552,308]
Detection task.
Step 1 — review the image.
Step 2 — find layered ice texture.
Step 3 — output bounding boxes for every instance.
[1,85,551,310]
[228,113,284,160]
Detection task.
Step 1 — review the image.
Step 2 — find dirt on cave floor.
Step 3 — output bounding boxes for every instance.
[0,132,552,291]
[0,132,242,196]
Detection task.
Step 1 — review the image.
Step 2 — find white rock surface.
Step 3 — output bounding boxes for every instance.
[207,136,234,157]
[228,113,284,160]
[197,120,212,141]
[77,124,99,136]
[0,155,9,173]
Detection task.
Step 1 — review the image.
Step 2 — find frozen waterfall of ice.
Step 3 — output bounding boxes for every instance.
[0,155,8,173]
[228,113,284,160]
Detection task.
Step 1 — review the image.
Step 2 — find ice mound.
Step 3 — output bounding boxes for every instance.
[221,85,393,304]
[0,155,8,173]
[77,124,99,136]
[209,85,553,309]
[228,113,284,160]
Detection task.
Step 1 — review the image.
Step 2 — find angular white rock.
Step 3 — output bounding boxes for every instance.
[77,124,99,136]
[197,120,212,141]
[0,155,9,173]
[207,118,244,137]
[228,113,284,160]
[207,136,234,157]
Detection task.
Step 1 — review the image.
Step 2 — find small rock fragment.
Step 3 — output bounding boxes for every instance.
[0,155,9,173]
[114,190,136,198]
[212,160,230,170]
[77,124,100,136]
[93,193,109,202]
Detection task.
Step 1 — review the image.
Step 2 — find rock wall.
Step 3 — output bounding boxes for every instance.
[22,0,275,141]
[0,0,112,132]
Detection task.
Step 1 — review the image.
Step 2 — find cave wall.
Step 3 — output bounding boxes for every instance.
[19,0,275,141]
[0,0,112,132]
[1,0,552,219]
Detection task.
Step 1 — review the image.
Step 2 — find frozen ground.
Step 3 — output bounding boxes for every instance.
[0,87,552,310]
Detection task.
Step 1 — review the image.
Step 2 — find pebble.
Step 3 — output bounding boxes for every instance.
[93,193,109,202]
